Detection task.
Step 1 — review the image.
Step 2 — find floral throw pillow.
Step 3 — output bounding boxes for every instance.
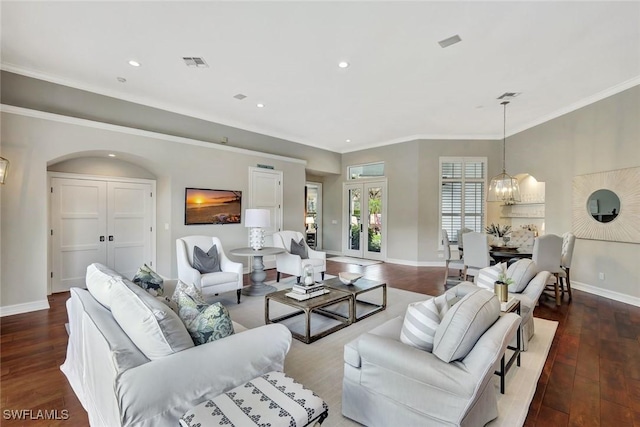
[132,264,164,296]
[174,282,234,345]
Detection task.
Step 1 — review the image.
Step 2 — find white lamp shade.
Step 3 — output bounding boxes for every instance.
[305,216,315,225]
[245,209,270,228]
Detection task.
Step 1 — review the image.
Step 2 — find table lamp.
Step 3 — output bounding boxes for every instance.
[245,209,270,250]
[305,216,315,232]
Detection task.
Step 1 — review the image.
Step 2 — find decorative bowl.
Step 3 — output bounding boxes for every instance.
[339,272,362,285]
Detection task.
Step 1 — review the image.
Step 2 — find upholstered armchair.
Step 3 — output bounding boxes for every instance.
[272,231,326,283]
[343,283,520,427]
[176,236,243,303]
[475,259,550,351]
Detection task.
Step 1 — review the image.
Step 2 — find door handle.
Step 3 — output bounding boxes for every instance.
[108,236,114,241]
[99,236,105,242]
[360,224,363,232]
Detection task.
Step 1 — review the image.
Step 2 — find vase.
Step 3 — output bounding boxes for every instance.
[494,281,509,302]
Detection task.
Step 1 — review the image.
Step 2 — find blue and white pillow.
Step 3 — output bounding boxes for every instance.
[132,264,164,297]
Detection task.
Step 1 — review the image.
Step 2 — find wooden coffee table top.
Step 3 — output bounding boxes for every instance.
[266,288,351,309]
[321,276,386,295]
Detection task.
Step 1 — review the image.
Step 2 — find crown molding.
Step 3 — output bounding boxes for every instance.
[0,104,307,165]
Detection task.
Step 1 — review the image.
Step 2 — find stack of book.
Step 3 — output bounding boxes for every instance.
[285,282,329,301]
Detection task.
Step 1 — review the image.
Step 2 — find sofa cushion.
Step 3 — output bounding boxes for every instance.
[85,263,123,309]
[110,279,194,360]
[174,282,235,345]
[400,298,441,352]
[433,289,500,363]
[475,262,505,291]
[507,259,539,293]
[193,245,222,274]
[133,264,164,297]
[290,238,308,259]
[201,272,239,287]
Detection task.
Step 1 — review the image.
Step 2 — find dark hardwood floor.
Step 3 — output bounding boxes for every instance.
[1,260,639,426]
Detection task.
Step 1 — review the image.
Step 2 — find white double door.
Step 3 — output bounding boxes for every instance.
[343,180,387,260]
[248,167,283,270]
[50,176,155,293]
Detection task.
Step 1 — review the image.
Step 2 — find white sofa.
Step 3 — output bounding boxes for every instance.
[61,263,292,427]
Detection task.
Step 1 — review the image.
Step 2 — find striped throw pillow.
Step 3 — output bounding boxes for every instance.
[400,298,442,352]
[475,263,505,290]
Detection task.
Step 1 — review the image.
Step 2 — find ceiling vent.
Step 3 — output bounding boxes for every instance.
[233,94,247,100]
[183,57,209,68]
[438,34,462,48]
[497,92,521,100]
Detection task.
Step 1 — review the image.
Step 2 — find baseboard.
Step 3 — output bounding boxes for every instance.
[324,250,343,256]
[385,258,444,267]
[571,281,640,307]
[0,299,50,317]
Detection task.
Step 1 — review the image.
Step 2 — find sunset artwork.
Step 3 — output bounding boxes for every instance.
[185,188,242,225]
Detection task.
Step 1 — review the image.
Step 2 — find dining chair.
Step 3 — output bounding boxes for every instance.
[532,234,563,305]
[442,229,464,286]
[456,227,473,257]
[558,232,576,301]
[461,232,491,281]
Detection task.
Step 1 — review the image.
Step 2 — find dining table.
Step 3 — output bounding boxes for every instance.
[490,246,533,264]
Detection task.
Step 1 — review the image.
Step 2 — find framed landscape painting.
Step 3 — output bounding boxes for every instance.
[185,188,242,225]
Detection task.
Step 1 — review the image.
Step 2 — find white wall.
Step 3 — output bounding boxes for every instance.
[0,110,306,311]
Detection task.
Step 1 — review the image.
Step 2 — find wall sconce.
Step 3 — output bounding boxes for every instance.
[0,157,9,184]
[245,209,271,250]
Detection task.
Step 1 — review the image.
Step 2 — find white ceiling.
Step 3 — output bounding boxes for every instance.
[2,1,639,153]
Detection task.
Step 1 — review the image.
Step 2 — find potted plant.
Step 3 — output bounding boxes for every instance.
[494,264,513,302]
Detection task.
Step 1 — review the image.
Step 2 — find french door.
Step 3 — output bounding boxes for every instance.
[50,176,155,293]
[343,180,387,260]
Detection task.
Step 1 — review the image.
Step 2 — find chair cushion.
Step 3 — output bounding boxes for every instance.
[290,238,308,259]
[175,282,235,345]
[475,263,505,291]
[201,272,239,287]
[132,264,164,296]
[433,289,500,363]
[507,259,538,293]
[85,263,123,309]
[192,245,221,273]
[110,279,194,360]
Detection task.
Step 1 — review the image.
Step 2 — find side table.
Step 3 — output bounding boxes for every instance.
[230,247,284,296]
[494,299,521,394]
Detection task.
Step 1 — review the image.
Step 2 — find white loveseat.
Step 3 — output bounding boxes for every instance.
[61,263,292,427]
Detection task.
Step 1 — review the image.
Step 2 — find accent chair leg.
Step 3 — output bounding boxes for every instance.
[554,273,561,306]
[276,272,281,282]
[566,268,572,301]
[321,272,325,280]
[296,276,301,283]
[237,289,241,304]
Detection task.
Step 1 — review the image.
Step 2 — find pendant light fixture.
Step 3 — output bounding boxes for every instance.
[488,101,521,204]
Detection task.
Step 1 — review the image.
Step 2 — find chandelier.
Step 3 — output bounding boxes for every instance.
[487,101,521,204]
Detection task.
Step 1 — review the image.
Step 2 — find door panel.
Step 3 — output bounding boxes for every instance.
[51,178,107,292]
[107,182,153,280]
[249,168,283,269]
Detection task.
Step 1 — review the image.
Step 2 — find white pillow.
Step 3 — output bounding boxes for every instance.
[400,295,447,352]
[475,263,505,291]
[85,263,123,309]
[110,279,194,360]
[507,259,539,293]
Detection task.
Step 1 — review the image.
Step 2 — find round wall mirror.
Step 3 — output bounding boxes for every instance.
[587,189,620,223]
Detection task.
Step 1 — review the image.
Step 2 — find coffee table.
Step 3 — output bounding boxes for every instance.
[322,277,387,322]
[265,288,353,344]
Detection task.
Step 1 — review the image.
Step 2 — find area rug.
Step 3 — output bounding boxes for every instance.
[327,256,382,266]
[212,280,557,427]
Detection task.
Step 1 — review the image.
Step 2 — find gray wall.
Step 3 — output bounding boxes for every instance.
[506,85,640,300]
[322,139,502,264]
[1,111,306,308]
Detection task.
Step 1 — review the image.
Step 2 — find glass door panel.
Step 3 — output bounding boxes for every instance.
[343,181,386,260]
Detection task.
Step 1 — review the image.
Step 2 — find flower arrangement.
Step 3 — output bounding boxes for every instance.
[496,263,514,286]
[485,223,512,237]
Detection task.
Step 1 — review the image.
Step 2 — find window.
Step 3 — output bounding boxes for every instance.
[440,157,487,245]
[348,162,385,180]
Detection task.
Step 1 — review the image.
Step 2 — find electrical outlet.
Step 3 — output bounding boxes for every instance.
[599,272,605,280]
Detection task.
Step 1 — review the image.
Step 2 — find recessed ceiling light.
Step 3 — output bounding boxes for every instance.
[338,61,350,68]
[346,139,351,143]
[116,77,126,83]
[108,154,116,157]
[128,60,141,67]
[257,103,265,108]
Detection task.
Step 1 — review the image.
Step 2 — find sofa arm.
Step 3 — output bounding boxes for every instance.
[275,252,303,276]
[519,271,550,302]
[307,247,326,260]
[462,313,520,375]
[219,254,243,288]
[358,333,476,397]
[115,324,292,427]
